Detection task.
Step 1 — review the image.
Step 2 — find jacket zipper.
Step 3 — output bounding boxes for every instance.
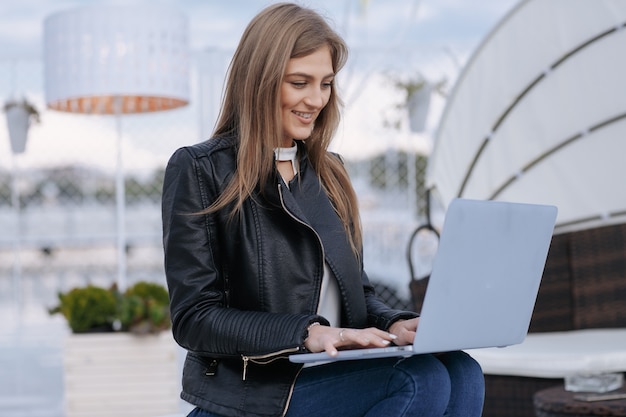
[239,185,324,382]
[277,183,325,313]
[277,183,326,268]
[241,347,301,381]
[282,367,303,417]
[277,183,326,416]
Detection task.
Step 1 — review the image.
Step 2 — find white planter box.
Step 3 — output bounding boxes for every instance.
[63,332,180,417]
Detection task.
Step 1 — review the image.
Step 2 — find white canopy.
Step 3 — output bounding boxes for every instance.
[427,0,626,234]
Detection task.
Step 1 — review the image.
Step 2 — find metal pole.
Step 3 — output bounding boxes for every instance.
[114,98,127,290]
[10,152,22,321]
[407,145,417,219]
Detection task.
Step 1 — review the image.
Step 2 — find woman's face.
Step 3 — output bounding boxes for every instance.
[280,45,334,147]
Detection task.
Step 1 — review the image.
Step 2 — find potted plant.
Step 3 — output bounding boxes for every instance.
[49,280,171,334]
[49,284,118,333]
[118,281,172,334]
[49,281,180,417]
[3,97,40,154]
[384,73,447,133]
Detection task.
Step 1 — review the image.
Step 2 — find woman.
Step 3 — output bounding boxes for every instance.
[162,3,484,417]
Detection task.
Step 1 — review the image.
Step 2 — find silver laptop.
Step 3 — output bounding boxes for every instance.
[289,198,558,364]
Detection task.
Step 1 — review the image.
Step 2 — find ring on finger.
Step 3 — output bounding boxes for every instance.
[339,328,347,342]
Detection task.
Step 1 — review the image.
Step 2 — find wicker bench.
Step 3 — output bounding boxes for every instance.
[410,221,626,417]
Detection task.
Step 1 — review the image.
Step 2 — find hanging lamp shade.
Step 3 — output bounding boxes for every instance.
[43,5,189,114]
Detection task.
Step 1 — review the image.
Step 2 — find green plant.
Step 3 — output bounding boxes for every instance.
[49,285,118,333]
[390,73,447,102]
[49,281,171,335]
[119,281,171,334]
[3,98,41,124]
[383,72,447,130]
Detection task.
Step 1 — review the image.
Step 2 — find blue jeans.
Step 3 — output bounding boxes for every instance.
[188,351,484,417]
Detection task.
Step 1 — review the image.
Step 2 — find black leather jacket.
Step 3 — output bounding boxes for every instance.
[162,136,418,417]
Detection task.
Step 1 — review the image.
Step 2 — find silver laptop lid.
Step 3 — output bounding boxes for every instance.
[411,198,558,354]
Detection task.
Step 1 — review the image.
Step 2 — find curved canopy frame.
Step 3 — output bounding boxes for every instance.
[427,0,626,233]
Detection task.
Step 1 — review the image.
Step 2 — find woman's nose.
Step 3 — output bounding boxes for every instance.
[304,87,325,108]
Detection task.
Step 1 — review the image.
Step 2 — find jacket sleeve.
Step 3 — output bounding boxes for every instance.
[162,146,326,357]
[362,268,419,331]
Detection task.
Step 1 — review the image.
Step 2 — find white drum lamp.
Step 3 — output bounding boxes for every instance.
[43,5,189,290]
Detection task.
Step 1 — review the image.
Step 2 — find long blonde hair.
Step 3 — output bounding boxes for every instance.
[209,2,362,255]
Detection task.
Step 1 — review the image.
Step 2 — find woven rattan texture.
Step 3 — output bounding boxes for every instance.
[482,375,560,417]
[529,232,575,333]
[569,224,626,330]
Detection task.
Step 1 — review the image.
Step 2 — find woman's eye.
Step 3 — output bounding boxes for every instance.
[322,82,333,89]
[291,82,306,88]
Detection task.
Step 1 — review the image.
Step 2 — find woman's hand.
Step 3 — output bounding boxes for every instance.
[304,325,398,357]
[387,317,420,346]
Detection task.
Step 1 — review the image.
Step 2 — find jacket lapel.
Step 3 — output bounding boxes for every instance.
[285,153,367,326]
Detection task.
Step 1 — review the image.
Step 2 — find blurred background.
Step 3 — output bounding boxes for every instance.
[0,1,520,416]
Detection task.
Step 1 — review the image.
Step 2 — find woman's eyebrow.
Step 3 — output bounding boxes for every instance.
[285,72,335,79]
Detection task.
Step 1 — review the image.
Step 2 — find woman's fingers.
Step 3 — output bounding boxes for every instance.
[336,327,395,348]
[305,325,400,355]
[388,318,420,346]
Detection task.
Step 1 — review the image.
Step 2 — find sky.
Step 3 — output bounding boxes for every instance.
[0,0,522,173]
[1,0,521,59]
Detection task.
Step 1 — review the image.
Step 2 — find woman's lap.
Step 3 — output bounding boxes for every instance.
[187,351,484,417]
[286,350,484,417]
